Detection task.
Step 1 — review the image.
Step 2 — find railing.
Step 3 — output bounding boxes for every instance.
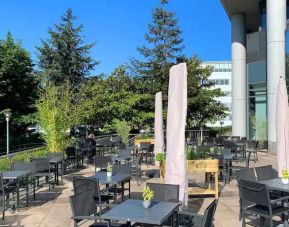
[0,142,45,156]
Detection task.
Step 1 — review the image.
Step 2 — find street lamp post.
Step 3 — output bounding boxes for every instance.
[4,111,11,156]
[220,121,224,135]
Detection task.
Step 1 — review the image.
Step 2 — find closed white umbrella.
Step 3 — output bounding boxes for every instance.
[154,92,164,155]
[276,77,289,176]
[165,63,187,202]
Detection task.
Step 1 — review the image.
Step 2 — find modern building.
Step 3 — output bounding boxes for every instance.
[220,0,289,152]
[202,61,232,127]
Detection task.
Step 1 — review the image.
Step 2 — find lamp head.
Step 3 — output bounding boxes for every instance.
[4,111,11,121]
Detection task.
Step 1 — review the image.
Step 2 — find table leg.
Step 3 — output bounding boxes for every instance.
[26,176,29,207]
[56,163,59,185]
[114,185,117,204]
[16,179,20,211]
[121,182,124,202]
[128,180,131,199]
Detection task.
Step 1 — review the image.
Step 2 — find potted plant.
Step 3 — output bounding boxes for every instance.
[142,186,154,208]
[282,170,289,184]
[107,162,113,177]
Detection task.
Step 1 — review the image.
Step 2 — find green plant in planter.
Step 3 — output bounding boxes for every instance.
[107,162,113,172]
[282,170,289,179]
[156,153,165,162]
[114,119,131,145]
[142,186,154,202]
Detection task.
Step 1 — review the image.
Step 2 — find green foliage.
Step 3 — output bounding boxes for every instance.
[282,170,289,179]
[106,162,113,172]
[186,147,209,160]
[0,32,38,129]
[135,134,153,139]
[0,147,48,171]
[142,186,154,202]
[156,153,165,161]
[114,119,131,145]
[37,8,98,87]
[76,65,154,131]
[36,82,78,152]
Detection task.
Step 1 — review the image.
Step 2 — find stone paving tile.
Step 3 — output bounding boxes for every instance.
[0,151,278,227]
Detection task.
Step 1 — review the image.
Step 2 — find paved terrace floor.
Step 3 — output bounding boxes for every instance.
[0,151,277,227]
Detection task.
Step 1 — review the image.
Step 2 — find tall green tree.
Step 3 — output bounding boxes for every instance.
[37,8,98,87]
[0,32,38,128]
[76,65,154,132]
[130,0,184,94]
[182,56,229,127]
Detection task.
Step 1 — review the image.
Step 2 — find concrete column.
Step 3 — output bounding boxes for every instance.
[231,14,247,137]
[267,0,286,152]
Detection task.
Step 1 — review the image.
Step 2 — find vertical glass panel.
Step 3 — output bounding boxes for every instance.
[248,61,267,140]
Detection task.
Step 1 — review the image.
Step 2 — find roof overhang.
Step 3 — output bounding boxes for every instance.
[220,0,261,32]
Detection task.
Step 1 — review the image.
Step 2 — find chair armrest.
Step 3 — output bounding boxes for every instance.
[271,196,289,205]
[71,215,102,221]
[95,204,117,208]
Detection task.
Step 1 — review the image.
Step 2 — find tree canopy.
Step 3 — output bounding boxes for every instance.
[37,8,98,87]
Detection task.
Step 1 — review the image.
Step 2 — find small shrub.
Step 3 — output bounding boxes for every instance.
[156,153,165,161]
[142,186,154,202]
[114,119,131,145]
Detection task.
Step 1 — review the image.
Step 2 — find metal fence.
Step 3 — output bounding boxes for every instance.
[0,142,45,156]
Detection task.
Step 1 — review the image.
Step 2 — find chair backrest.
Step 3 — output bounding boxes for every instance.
[65,146,76,157]
[246,140,258,149]
[47,152,64,160]
[94,155,112,170]
[240,179,270,208]
[255,165,278,181]
[11,161,36,173]
[112,164,131,174]
[222,148,232,159]
[30,158,50,172]
[201,199,218,227]
[147,183,179,202]
[236,169,257,183]
[72,176,101,198]
[69,188,96,224]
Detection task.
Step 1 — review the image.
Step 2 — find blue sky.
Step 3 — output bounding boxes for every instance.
[0,0,231,75]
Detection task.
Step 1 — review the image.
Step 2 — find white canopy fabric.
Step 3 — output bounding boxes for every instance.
[276,77,289,176]
[165,63,187,202]
[154,92,164,154]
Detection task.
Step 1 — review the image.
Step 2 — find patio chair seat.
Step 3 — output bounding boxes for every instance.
[246,204,289,217]
[89,223,128,227]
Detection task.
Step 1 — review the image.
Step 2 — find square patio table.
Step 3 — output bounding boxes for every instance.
[101,199,180,226]
[259,178,289,193]
[90,172,131,203]
[1,170,30,209]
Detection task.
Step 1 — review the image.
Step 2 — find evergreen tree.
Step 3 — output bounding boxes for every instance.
[130,0,184,94]
[0,32,38,128]
[37,8,98,87]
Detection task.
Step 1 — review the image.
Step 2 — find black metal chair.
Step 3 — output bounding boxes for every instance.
[111,165,131,201]
[236,168,257,221]
[255,165,278,181]
[221,148,233,183]
[69,188,128,227]
[142,144,154,166]
[11,161,37,200]
[30,158,51,190]
[130,156,143,185]
[65,146,78,167]
[246,140,259,162]
[240,179,289,227]
[94,155,112,173]
[178,199,218,227]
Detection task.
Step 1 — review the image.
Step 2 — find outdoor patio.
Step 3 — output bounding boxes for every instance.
[0,151,276,227]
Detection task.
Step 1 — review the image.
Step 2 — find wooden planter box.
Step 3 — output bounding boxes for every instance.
[160,159,219,198]
[134,138,154,145]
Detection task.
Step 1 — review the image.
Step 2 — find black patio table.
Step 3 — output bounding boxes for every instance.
[89,171,131,203]
[101,199,180,226]
[2,170,30,209]
[259,178,289,193]
[111,153,131,164]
